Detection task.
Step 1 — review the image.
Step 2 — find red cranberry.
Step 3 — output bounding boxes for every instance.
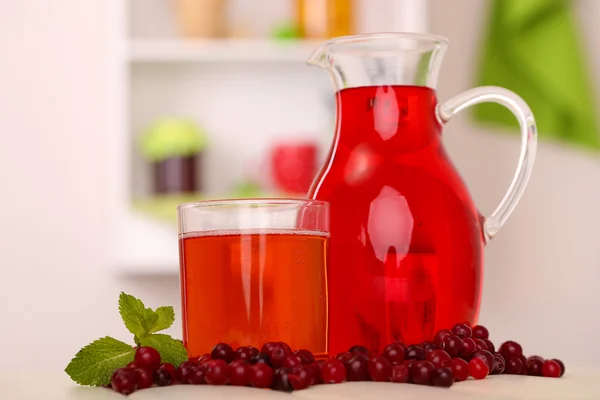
[519,355,528,375]
[234,346,255,361]
[126,362,137,368]
[542,360,561,378]
[278,342,292,355]
[483,339,496,353]
[299,364,317,386]
[526,356,544,376]
[283,355,303,369]
[451,323,472,339]
[188,365,206,385]
[469,357,489,379]
[390,364,410,383]
[158,363,176,381]
[111,367,138,395]
[308,362,322,385]
[177,361,196,384]
[474,350,496,371]
[211,343,234,364]
[228,360,251,386]
[135,347,161,372]
[250,353,270,366]
[410,360,435,385]
[155,368,172,387]
[196,354,212,364]
[426,349,451,368]
[348,345,370,355]
[343,351,369,381]
[321,359,346,383]
[288,365,312,390]
[442,335,463,357]
[382,342,405,365]
[432,366,454,387]
[272,368,293,392]
[391,364,410,383]
[499,341,523,361]
[134,367,153,389]
[268,347,288,368]
[294,349,315,365]
[434,329,453,347]
[205,359,229,385]
[368,356,392,382]
[249,363,274,388]
[552,359,565,377]
[473,338,488,351]
[492,354,505,374]
[472,325,489,339]
[505,357,523,374]
[421,341,437,353]
[458,337,477,359]
[405,345,426,360]
[333,352,352,363]
[449,358,469,382]
[261,342,277,355]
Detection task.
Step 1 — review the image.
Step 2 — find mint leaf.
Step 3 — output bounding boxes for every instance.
[151,306,175,333]
[65,337,135,386]
[118,292,158,340]
[139,334,188,367]
[118,292,149,338]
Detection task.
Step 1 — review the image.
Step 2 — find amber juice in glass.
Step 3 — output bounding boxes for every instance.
[178,199,329,358]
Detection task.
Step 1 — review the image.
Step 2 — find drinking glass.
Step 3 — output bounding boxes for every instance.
[178,199,329,358]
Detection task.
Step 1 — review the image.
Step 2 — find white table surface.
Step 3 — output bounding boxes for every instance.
[5,369,600,400]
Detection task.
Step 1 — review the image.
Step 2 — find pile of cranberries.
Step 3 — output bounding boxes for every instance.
[108,324,565,395]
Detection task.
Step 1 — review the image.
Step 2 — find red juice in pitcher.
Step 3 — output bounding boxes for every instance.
[309,85,484,354]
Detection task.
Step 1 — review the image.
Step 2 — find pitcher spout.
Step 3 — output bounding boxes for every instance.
[307,42,328,69]
[306,32,449,90]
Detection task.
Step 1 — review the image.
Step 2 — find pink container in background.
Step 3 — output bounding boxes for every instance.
[270,141,318,195]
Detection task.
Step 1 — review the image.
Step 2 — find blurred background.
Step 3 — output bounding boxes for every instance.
[1,0,600,371]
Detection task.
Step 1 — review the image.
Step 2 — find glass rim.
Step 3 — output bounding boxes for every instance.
[177,197,329,211]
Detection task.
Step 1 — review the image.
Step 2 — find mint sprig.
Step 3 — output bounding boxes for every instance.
[65,292,188,386]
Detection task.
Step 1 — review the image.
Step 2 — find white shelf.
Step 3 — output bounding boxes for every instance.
[127,38,323,63]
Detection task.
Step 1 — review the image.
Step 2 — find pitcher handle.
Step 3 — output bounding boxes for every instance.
[437,86,537,240]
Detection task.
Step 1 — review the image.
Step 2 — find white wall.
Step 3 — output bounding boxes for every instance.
[430,0,600,366]
[0,0,177,370]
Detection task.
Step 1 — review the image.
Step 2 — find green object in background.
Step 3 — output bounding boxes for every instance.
[132,194,202,224]
[132,186,274,225]
[473,0,600,150]
[231,181,265,198]
[140,118,208,162]
[271,22,300,40]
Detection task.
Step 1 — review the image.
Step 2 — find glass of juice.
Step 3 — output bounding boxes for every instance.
[178,198,329,358]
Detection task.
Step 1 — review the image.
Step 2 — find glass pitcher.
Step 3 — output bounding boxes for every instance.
[307,33,537,354]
